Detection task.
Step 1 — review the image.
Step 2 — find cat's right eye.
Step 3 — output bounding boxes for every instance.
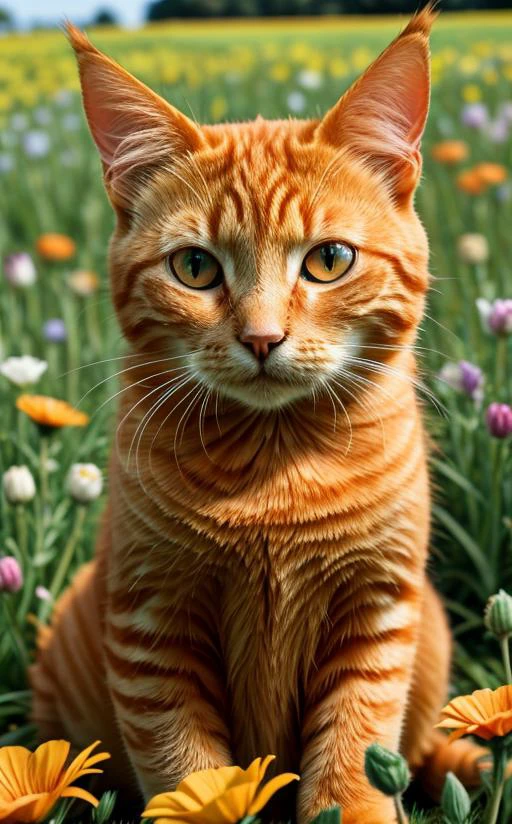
[166,247,223,291]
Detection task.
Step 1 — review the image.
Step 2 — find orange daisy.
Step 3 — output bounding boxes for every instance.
[36,233,76,261]
[16,395,89,429]
[431,140,469,164]
[142,755,299,824]
[456,169,487,195]
[0,739,109,823]
[436,685,512,742]
[472,162,508,186]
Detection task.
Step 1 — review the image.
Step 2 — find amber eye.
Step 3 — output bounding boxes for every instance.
[301,242,355,284]
[167,247,223,290]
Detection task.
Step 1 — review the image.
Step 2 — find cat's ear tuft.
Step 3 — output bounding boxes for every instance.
[316,3,437,204]
[65,22,205,211]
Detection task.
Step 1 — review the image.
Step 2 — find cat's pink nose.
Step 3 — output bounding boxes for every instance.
[239,327,285,362]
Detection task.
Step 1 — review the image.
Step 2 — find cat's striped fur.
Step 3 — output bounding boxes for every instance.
[31,7,487,822]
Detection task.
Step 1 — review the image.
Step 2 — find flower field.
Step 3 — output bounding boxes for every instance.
[1,9,512,823]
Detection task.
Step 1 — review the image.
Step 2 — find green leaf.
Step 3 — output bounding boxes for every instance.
[310,807,342,824]
[432,505,493,592]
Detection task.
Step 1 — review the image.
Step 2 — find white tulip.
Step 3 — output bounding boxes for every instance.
[457,233,489,265]
[67,463,103,503]
[3,465,36,503]
[0,355,48,387]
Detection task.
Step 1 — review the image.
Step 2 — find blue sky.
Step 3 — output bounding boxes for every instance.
[12,0,145,27]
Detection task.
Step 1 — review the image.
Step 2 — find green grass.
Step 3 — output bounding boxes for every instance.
[0,11,512,823]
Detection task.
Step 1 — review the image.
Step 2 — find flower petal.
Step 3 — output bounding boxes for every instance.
[0,747,31,799]
[142,790,207,817]
[249,772,300,814]
[58,741,108,790]
[27,740,70,794]
[60,786,100,806]
[176,766,242,806]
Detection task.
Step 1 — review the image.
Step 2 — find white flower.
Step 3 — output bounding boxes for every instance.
[67,463,103,503]
[0,355,47,387]
[3,465,36,504]
[287,91,306,114]
[297,69,323,89]
[457,233,489,265]
[23,130,51,158]
[4,252,37,287]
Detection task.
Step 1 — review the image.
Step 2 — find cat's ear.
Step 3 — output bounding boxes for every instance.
[315,4,437,204]
[66,23,205,212]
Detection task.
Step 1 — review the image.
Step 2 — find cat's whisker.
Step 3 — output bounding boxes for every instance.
[346,355,447,418]
[59,348,196,378]
[198,387,213,461]
[115,370,192,469]
[130,371,194,473]
[172,383,208,481]
[323,381,353,455]
[146,374,200,485]
[331,374,387,457]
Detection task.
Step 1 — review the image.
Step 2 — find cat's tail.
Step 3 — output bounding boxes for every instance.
[417,731,490,799]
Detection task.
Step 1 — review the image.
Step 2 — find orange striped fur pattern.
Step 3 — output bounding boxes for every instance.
[31,6,486,822]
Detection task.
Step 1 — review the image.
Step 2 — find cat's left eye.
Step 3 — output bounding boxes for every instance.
[301,242,355,284]
[167,247,223,290]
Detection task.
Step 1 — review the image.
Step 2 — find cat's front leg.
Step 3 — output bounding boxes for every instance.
[105,588,232,800]
[297,581,421,824]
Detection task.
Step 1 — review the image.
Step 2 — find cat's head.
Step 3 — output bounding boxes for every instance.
[69,7,434,412]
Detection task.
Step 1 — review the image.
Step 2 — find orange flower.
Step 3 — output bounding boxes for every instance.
[431,140,469,164]
[36,233,76,261]
[142,756,299,824]
[0,739,109,822]
[473,162,508,185]
[456,169,487,195]
[16,395,89,428]
[436,685,512,742]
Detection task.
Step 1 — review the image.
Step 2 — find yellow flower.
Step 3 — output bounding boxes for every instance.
[210,96,227,123]
[462,84,482,103]
[142,755,299,824]
[16,395,89,429]
[0,740,109,823]
[436,686,512,742]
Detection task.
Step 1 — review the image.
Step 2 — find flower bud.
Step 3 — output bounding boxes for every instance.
[2,465,36,504]
[441,772,471,824]
[0,557,23,593]
[364,744,410,797]
[484,590,512,639]
[486,403,512,439]
[67,463,103,503]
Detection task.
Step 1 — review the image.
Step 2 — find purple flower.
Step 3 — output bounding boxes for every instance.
[4,252,37,287]
[476,298,512,335]
[461,102,488,129]
[459,361,484,397]
[438,360,484,402]
[486,403,512,439]
[0,556,23,593]
[43,318,67,343]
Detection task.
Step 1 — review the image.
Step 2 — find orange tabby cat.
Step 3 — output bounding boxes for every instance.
[31,7,487,822]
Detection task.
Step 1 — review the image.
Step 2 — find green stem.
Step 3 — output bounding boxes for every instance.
[41,504,87,620]
[395,795,407,824]
[501,636,512,684]
[39,435,49,511]
[486,742,507,824]
[3,596,29,671]
[16,505,33,623]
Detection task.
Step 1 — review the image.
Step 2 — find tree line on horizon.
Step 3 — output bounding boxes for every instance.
[145,0,512,19]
